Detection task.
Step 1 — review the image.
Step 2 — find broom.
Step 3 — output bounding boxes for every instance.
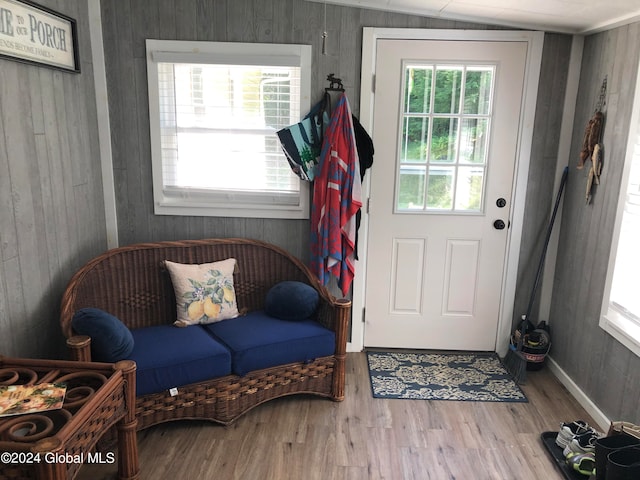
[504,166,568,384]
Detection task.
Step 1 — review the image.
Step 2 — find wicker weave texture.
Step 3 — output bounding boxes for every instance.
[0,357,139,480]
[59,238,350,429]
[134,357,335,428]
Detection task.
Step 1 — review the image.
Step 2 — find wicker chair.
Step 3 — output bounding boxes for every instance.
[60,238,350,430]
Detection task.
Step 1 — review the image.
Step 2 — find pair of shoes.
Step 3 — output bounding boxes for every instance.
[566,451,596,476]
[563,429,602,457]
[556,420,592,448]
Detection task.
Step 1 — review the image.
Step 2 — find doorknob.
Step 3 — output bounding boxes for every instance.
[493,219,506,230]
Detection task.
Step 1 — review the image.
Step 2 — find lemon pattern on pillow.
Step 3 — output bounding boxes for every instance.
[165,258,239,327]
[185,271,236,321]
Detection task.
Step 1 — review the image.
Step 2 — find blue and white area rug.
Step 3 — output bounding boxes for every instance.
[366,351,527,403]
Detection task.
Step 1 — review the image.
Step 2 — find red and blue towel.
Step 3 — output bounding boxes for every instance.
[310,93,362,297]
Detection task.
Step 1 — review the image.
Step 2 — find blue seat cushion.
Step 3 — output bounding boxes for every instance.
[72,308,134,363]
[128,325,232,396]
[203,311,335,376]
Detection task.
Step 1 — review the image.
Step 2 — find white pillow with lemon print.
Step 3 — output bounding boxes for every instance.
[164,258,239,327]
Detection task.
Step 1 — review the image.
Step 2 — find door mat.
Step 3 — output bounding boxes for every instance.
[366,351,527,402]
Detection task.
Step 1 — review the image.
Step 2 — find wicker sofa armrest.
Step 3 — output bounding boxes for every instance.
[66,335,92,362]
[330,298,351,400]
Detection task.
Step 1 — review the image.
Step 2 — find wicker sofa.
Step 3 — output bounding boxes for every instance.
[60,238,350,431]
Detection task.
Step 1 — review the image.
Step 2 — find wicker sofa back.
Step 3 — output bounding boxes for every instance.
[60,238,350,429]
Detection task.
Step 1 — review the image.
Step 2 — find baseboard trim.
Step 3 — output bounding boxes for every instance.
[546,355,610,432]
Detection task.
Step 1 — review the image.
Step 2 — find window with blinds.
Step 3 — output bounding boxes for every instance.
[609,133,640,320]
[601,60,640,357]
[146,40,311,218]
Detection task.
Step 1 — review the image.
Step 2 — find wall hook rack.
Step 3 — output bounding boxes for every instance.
[326,73,344,92]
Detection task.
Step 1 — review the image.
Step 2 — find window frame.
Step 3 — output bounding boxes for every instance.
[599,55,640,358]
[145,39,312,219]
[394,61,496,214]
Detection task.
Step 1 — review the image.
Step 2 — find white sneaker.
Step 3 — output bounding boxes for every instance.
[562,430,601,457]
[555,420,591,448]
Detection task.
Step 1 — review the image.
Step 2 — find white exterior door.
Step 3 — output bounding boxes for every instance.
[363,38,528,350]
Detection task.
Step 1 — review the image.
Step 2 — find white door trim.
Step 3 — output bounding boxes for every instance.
[349,28,544,355]
[88,0,119,249]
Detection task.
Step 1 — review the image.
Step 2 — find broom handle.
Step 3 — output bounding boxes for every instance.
[523,166,569,328]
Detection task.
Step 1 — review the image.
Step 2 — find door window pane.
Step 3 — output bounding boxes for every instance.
[460,118,488,164]
[398,166,427,210]
[401,117,430,163]
[433,67,463,114]
[430,117,459,163]
[455,167,484,211]
[427,167,454,209]
[405,66,432,114]
[464,68,493,115]
[396,62,494,213]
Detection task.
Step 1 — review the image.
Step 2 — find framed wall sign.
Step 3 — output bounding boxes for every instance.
[0,0,79,73]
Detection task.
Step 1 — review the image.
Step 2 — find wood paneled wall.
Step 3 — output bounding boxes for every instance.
[0,1,106,358]
[99,0,505,260]
[512,33,572,327]
[550,23,640,423]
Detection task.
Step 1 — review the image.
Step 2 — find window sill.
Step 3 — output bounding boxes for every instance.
[600,308,640,358]
[154,197,309,220]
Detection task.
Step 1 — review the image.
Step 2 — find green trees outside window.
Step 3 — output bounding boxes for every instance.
[397,64,493,212]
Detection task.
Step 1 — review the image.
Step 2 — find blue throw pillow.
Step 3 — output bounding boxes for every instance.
[265,281,320,321]
[71,308,134,362]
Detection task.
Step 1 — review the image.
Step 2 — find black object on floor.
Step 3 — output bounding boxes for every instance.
[506,166,568,384]
[541,431,589,480]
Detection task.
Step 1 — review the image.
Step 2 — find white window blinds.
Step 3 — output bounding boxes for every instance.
[146,40,311,218]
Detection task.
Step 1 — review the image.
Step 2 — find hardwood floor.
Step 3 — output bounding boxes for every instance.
[79,352,598,480]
